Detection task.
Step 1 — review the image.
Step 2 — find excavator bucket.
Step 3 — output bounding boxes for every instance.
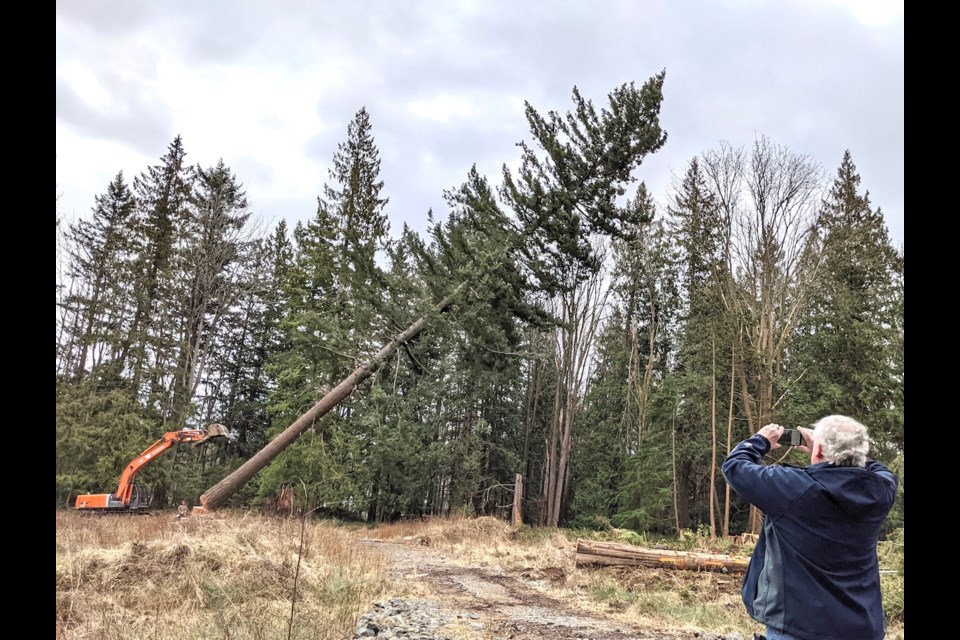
[204,423,230,440]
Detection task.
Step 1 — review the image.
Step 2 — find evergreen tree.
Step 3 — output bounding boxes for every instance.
[324,107,390,296]
[569,310,631,528]
[167,159,254,427]
[785,151,903,459]
[56,173,148,507]
[395,168,542,519]
[261,108,394,513]
[501,76,668,294]
[260,214,344,509]
[617,361,686,536]
[358,234,440,520]
[127,136,195,412]
[665,158,730,532]
[59,171,139,384]
[205,222,294,458]
[55,378,154,507]
[571,190,678,530]
[615,187,679,449]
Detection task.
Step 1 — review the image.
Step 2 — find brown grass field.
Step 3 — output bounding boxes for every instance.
[55,511,903,640]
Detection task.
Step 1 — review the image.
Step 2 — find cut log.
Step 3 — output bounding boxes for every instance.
[575,539,750,573]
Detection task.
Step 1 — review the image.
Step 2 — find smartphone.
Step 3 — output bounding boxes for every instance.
[781,428,803,447]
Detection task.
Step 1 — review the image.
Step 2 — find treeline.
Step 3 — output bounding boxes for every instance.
[55,73,904,536]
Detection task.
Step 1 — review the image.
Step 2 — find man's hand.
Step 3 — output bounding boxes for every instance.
[758,423,785,448]
[796,426,814,454]
[758,423,813,453]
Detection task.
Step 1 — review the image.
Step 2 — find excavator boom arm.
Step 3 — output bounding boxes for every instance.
[114,429,212,503]
[75,424,229,511]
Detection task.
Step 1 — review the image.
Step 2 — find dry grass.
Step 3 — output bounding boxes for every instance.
[56,512,904,640]
[56,510,388,640]
[364,514,575,570]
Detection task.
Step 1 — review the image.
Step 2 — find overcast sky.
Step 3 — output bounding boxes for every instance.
[56,0,904,249]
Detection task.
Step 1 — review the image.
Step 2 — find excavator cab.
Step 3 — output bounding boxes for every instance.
[127,484,151,511]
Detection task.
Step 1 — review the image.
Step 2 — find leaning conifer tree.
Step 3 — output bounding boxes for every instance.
[200,73,670,512]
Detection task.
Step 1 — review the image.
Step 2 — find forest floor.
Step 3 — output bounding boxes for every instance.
[354,534,749,640]
[55,512,902,640]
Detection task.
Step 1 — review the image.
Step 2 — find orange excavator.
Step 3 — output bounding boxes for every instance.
[74,424,230,512]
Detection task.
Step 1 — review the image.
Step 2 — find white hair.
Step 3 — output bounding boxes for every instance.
[812,415,870,467]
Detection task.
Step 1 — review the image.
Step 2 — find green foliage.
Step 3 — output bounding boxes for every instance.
[570,310,631,522]
[882,453,904,536]
[55,379,154,506]
[612,410,676,535]
[502,74,668,294]
[782,151,903,461]
[595,528,649,548]
[59,171,139,383]
[261,108,399,518]
[361,385,452,520]
[676,525,713,550]
[128,136,196,406]
[168,159,254,426]
[570,514,615,531]
[665,157,738,531]
[878,528,904,621]
[566,189,677,529]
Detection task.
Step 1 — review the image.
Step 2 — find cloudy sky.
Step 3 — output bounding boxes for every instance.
[56,0,904,248]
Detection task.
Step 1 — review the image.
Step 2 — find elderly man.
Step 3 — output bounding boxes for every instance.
[721,415,898,640]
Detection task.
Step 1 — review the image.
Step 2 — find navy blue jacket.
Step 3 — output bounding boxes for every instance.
[721,434,898,640]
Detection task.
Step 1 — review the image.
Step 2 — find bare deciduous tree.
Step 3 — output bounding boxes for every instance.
[704,135,825,431]
[702,135,826,533]
[542,239,611,527]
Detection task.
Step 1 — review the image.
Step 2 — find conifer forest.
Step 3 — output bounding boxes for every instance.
[55,73,904,537]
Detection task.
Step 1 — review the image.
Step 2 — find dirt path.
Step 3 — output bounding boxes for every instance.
[355,539,744,640]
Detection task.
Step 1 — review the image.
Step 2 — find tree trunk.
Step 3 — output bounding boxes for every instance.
[671,411,680,536]
[709,332,717,539]
[512,473,524,527]
[199,287,462,511]
[542,353,563,526]
[723,341,736,538]
[551,405,573,526]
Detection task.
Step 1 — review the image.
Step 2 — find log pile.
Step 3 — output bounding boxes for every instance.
[575,539,750,574]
